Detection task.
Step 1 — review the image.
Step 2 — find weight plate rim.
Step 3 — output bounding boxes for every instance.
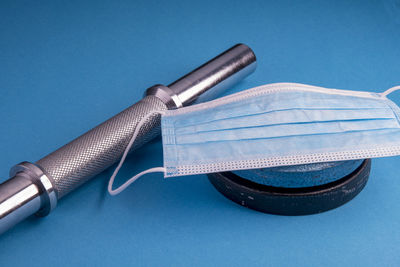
[207,159,371,215]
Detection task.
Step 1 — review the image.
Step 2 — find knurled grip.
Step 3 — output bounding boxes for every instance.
[36,95,168,199]
[0,44,256,234]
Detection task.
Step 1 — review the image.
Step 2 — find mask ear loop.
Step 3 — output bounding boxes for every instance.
[381,85,400,97]
[108,110,166,196]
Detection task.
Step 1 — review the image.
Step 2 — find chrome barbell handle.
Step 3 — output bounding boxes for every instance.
[0,44,256,234]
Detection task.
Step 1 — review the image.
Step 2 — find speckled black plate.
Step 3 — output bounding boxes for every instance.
[208,159,371,215]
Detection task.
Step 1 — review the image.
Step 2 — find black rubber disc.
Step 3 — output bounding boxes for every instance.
[208,159,371,215]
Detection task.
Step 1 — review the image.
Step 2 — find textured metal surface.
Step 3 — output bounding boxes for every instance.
[36,95,167,198]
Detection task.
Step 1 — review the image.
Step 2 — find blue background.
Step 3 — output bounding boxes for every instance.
[1,0,400,266]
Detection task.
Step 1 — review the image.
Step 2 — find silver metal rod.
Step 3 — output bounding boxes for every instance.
[0,44,257,234]
[168,43,256,106]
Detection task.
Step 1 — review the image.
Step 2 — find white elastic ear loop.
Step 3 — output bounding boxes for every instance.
[108,110,166,196]
[382,85,400,97]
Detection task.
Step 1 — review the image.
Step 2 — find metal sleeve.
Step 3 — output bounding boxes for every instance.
[36,95,167,198]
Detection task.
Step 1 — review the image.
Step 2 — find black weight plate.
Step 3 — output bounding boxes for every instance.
[208,159,371,215]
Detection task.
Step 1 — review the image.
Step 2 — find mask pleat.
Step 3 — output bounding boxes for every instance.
[174,108,395,135]
[168,90,389,128]
[161,83,400,177]
[164,129,400,172]
[173,118,398,144]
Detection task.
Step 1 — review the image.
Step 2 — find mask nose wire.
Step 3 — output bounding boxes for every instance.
[108,110,166,196]
[381,85,400,97]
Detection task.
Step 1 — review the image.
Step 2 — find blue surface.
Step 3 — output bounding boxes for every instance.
[1,0,400,266]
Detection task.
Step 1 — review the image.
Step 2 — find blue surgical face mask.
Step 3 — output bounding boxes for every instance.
[108,83,400,195]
